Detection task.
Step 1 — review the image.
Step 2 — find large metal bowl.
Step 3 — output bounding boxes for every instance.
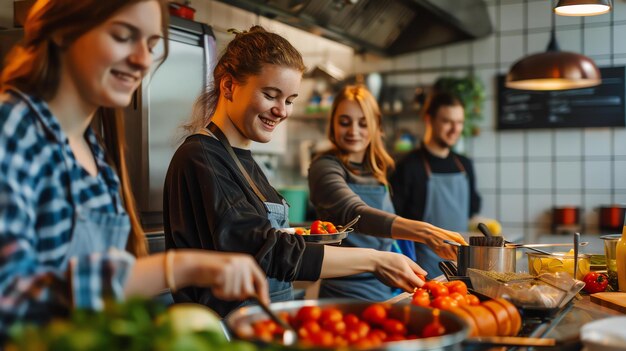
[224,299,469,351]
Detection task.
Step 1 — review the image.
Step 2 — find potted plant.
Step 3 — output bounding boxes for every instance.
[433,76,486,137]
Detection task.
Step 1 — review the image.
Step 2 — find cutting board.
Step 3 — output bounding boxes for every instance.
[590,292,626,313]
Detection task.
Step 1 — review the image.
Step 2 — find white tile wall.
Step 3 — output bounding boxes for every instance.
[584,129,612,156]
[420,48,444,69]
[475,161,497,191]
[527,130,553,157]
[527,0,551,30]
[527,31,551,54]
[556,161,583,190]
[445,43,470,67]
[555,12,582,27]
[499,161,525,190]
[615,129,626,156]
[499,131,525,158]
[584,26,611,56]
[528,161,553,189]
[480,193,498,219]
[471,130,498,158]
[584,160,612,190]
[556,28,583,53]
[614,25,626,55]
[583,194,609,230]
[555,193,583,207]
[526,194,553,225]
[499,34,525,65]
[500,2,525,32]
[472,37,497,65]
[614,2,626,21]
[499,194,525,223]
[615,161,626,190]
[555,130,582,157]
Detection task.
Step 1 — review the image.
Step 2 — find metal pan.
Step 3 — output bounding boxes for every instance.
[280,228,353,245]
[224,298,469,351]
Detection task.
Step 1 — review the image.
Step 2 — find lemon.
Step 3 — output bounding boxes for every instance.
[531,257,543,275]
[548,258,565,273]
[578,259,591,279]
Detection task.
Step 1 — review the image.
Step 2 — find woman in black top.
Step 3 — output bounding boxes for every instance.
[164,26,427,316]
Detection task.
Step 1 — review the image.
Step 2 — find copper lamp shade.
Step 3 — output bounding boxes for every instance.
[506,28,601,90]
[554,0,611,16]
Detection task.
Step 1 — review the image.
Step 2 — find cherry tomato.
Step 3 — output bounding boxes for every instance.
[323,221,338,234]
[354,321,370,338]
[385,334,407,342]
[362,304,387,325]
[422,309,446,338]
[310,330,334,347]
[344,330,360,344]
[382,319,407,336]
[425,281,449,298]
[322,319,346,335]
[431,296,458,310]
[320,307,343,324]
[465,294,481,306]
[445,280,468,295]
[369,328,387,341]
[583,272,609,293]
[296,306,322,324]
[343,313,360,329]
[411,288,431,307]
[449,292,467,306]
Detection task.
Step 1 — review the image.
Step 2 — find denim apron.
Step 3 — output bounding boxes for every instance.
[198,123,293,303]
[414,153,469,277]
[318,183,398,301]
[11,88,131,269]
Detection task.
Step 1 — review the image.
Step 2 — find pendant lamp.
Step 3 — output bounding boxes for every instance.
[505,13,601,90]
[554,0,611,16]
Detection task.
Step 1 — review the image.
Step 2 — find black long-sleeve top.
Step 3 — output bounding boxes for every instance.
[163,134,324,316]
[389,146,481,221]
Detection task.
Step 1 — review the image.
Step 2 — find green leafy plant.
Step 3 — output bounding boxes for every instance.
[433,75,486,137]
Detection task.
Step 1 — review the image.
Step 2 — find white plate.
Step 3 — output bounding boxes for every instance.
[581,316,626,351]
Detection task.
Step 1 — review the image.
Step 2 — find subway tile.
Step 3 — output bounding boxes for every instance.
[556,161,583,190]
[583,12,611,24]
[528,161,553,189]
[615,129,626,156]
[583,194,610,229]
[473,36,497,65]
[615,160,626,190]
[476,69,497,99]
[500,2,525,32]
[472,130,497,158]
[556,12,582,27]
[584,160,612,190]
[445,42,471,67]
[478,98,496,130]
[480,193,498,219]
[555,193,583,207]
[499,34,525,65]
[499,161,525,190]
[499,131,525,158]
[527,0,552,29]
[615,192,626,206]
[584,129,612,156]
[555,130,582,157]
[584,26,611,56]
[615,2,626,21]
[556,28,582,53]
[527,130,553,157]
[420,47,444,69]
[499,194,525,223]
[475,160,497,191]
[527,194,553,225]
[488,3,498,31]
[527,31,551,55]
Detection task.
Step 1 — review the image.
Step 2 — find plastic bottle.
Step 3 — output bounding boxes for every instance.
[617,217,626,292]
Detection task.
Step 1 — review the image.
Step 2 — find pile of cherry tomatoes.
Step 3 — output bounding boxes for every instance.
[411,279,521,337]
[251,303,447,349]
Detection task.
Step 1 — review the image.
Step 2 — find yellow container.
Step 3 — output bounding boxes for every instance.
[527,251,591,280]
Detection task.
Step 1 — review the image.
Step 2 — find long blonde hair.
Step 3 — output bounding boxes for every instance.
[327,85,394,185]
[1,0,170,257]
[184,26,306,135]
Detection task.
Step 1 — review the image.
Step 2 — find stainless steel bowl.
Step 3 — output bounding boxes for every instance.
[224,299,469,351]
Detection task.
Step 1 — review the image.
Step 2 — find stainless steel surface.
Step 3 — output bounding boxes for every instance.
[280,228,353,244]
[574,232,580,282]
[225,299,469,351]
[465,336,556,347]
[457,246,517,276]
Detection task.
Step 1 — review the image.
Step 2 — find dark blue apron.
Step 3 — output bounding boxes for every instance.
[415,153,469,277]
[200,124,293,303]
[318,183,398,301]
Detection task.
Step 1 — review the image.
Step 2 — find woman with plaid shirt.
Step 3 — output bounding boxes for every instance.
[0,0,269,339]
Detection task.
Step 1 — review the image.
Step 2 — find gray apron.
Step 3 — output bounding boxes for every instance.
[199,124,293,303]
[11,88,131,270]
[415,152,469,277]
[318,183,395,301]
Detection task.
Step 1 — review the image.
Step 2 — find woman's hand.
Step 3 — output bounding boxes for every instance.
[371,251,427,292]
[178,251,270,304]
[392,218,467,260]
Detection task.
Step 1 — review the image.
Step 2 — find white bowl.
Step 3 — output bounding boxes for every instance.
[581,316,626,351]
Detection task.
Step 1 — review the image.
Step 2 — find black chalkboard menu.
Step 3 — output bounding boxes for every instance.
[497,66,625,129]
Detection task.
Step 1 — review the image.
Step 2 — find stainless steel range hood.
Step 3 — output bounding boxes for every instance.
[215,0,493,56]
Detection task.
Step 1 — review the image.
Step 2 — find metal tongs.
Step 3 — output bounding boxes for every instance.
[336,215,361,231]
[253,296,297,346]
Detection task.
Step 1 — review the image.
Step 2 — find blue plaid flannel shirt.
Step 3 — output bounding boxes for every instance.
[0,90,135,337]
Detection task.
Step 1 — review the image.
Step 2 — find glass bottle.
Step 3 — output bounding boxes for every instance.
[617,216,626,292]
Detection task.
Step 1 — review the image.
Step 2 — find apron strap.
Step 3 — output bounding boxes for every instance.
[420,148,466,177]
[206,123,268,203]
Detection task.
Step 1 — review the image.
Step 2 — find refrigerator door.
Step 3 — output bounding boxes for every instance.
[125,18,215,227]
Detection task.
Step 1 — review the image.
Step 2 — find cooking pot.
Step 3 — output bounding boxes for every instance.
[456,245,517,276]
[599,205,625,232]
[552,206,580,226]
